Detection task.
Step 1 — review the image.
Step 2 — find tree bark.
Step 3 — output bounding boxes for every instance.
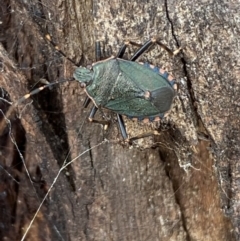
[0,0,239,240]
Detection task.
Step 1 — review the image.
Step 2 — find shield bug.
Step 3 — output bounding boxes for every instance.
[0,38,180,141]
[74,38,179,140]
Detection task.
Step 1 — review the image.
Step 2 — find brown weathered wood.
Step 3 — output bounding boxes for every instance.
[0,0,239,240]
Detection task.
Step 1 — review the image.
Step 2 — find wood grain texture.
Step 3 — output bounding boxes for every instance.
[0,0,238,240]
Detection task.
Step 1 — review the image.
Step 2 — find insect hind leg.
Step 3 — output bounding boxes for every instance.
[116,41,142,59]
[116,38,157,61]
[117,114,128,140]
[129,37,182,61]
[88,105,110,128]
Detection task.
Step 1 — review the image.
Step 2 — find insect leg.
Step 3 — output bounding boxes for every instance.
[95,41,102,61]
[155,40,182,56]
[88,105,110,126]
[116,44,127,58]
[130,39,154,61]
[83,96,91,108]
[88,105,98,121]
[116,114,128,140]
[116,41,142,58]
[130,38,182,61]
[129,131,160,144]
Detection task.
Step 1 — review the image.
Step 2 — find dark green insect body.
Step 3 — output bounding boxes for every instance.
[73,39,179,139]
[74,58,176,121]
[7,38,178,140]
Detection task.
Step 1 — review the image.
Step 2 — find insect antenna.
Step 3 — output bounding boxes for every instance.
[45,34,78,66]
[0,32,83,137]
[0,77,75,135]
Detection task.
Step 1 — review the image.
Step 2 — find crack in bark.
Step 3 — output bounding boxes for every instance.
[164,0,181,48]
[165,0,214,144]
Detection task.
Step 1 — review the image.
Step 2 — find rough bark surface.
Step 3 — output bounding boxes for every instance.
[0,0,239,241]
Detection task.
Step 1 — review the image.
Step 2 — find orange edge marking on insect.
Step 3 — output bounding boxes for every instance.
[92,56,115,65]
